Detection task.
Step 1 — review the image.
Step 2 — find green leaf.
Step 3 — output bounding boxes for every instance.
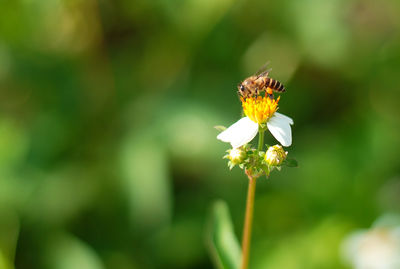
[45,233,105,269]
[207,200,241,269]
[0,251,13,269]
[284,158,298,167]
[214,125,227,132]
[0,209,19,267]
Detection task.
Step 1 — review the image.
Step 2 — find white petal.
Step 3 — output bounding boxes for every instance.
[273,112,294,125]
[267,112,293,147]
[340,231,366,266]
[217,117,258,148]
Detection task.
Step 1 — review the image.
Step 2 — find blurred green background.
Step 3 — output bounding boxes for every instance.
[1,0,400,268]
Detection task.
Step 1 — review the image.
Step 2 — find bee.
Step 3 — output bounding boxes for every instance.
[238,67,286,99]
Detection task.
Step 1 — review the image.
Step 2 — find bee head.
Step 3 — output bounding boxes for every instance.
[238,84,245,95]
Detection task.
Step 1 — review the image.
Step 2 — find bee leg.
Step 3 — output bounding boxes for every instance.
[266,87,274,99]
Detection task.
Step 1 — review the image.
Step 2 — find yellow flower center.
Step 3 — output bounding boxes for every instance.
[242,96,280,124]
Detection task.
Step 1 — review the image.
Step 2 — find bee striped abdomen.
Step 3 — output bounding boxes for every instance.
[277,82,285,92]
[268,79,285,93]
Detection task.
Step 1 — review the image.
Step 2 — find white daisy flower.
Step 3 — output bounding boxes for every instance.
[217,96,293,148]
[341,215,400,269]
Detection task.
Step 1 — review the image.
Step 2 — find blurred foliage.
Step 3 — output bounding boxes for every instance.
[0,0,400,268]
[208,200,241,269]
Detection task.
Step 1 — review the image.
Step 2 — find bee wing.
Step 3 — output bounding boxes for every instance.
[255,61,272,76]
[257,68,272,79]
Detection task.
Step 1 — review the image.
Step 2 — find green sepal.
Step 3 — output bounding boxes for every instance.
[228,161,234,170]
[259,124,267,130]
[265,165,271,178]
[214,125,227,132]
[283,158,298,167]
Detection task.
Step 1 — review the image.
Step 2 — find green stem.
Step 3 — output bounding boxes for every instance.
[241,171,256,269]
[241,128,264,269]
[257,128,265,151]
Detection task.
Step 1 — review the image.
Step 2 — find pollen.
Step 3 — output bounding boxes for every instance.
[242,96,279,124]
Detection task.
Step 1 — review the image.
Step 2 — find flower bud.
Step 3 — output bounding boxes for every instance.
[265,145,287,166]
[227,148,246,165]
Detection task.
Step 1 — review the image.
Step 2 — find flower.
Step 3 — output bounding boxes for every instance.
[217,96,293,148]
[265,145,287,166]
[242,96,279,124]
[341,215,400,269]
[225,147,246,165]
